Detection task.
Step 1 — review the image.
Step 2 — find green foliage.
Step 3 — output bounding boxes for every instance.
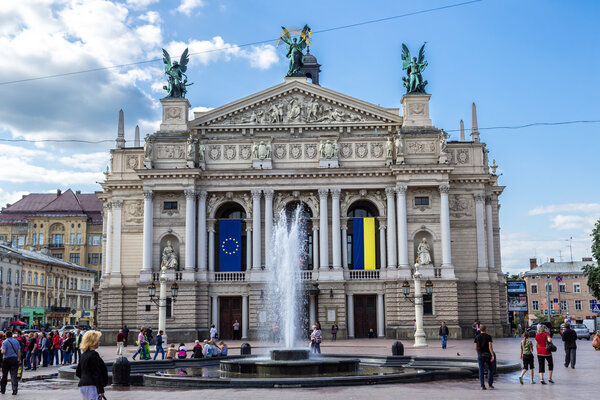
[507,274,521,281]
[583,218,600,299]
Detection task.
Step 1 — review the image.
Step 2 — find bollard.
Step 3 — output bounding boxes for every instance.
[240,342,252,355]
[392,340,404,356]
[112,356,131,386]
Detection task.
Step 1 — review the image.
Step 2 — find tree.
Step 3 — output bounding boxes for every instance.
[507,274,521,281]
[582,218,600,299]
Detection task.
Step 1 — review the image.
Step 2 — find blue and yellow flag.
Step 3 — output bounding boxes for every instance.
[219,219,242,271]
[352,217,376,270]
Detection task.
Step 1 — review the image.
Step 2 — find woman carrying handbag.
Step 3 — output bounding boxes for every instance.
[76,331,108,400]
[534,324,555,384]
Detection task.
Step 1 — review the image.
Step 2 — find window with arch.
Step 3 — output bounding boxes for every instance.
[0,268,3,283]
[347,202,380,270]
[215,203,248,272]
[59,277,63,289]
[33,273,38,286]
[7,269,10,284]
[5,294,9,307]
[40,274,44,286]
[27,271,32,284]
[285,201,314,270]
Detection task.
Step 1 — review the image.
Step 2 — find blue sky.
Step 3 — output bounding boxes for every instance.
[0,0,598,274]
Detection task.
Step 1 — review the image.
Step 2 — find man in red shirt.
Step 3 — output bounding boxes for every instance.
[116,330,126,356]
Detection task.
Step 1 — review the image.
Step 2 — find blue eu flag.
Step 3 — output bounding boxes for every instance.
[218,219,242,271]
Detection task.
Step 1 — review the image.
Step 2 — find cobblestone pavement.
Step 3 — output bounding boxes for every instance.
[15,336,600,399]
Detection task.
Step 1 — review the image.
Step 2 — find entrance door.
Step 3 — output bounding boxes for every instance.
[353,294,377,338]
[219,296,242,340]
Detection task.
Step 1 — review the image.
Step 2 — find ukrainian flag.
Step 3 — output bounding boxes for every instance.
[219,219,242,271]
[352,217,376,270]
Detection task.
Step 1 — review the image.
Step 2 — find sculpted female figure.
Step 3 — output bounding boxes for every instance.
[417,238,432,265]
[161,240,179,270]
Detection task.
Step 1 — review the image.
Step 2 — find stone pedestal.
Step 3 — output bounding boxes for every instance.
[401,94,432,128]
[160,98,191,134]
[253,158,272,169]
[319,157,339,168]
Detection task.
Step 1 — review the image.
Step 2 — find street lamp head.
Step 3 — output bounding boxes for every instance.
[425,279,433,295]
[402,280,410,296]
[170,281,179,298]
[147,282,156,298]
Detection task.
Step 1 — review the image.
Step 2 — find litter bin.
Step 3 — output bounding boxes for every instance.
[392,341,404,356]
[240,343,252,355]
[112,356,131,386]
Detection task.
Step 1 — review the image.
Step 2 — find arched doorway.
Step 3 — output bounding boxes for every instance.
[284,201,313,270]
[215,203,248,272]
[347,201,380,270]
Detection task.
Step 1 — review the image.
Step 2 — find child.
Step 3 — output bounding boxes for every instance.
[165,343,176,360]
[218,341,228,356]
[519,331,535,384]
[177,343,187,359]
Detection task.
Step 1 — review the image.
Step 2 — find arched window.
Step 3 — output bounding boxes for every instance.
[7,269,10,284]
[27,272,32,285]
[33,273,38,286]
[285,201,314,270]
[215,203,248,272]
[0,268,3,283]
[40,274,44,286]
[347,202,380,270]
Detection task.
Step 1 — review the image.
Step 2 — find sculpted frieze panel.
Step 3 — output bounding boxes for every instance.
[274,144,287,159]
[223,145,236,160]
[304,144,317,159]
[208,145,222,160]
[449,195,473,218]
[371,142,384,158]
[406,140,435,154]
[125,200,143,223]
[340,143,353,159]
[289,144,302,159]
[355,143,368,158]
[126,155,139,170]
[157,144,185,159]
[239,144,252,160]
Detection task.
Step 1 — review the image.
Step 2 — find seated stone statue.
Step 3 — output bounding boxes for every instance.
[417,238,432,265]
[161,240,179,270]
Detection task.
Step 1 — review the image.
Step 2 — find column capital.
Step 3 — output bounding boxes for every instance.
[395,184,408,195]
[263,188,274,198]
[379,225,387,231]
[103,202,112,210]
[385,187,396,197]
[438,184,450,194]
[251,189,262,199]
[485,195,493,204]
[198,190,208,200]
[184,189,197,198]
[312,225,319,232]
[318,188,329,197]
[112,199,123,209]
[142,190,154,199]
[245,227,253,232]
[330,188,341,198]
[473,193,486,202]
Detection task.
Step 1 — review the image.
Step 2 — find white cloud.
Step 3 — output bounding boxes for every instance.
[176,0,205,16]
[246,45,280,70]
[0,153,104,184]
[529,203,600,215]
[550,215,597,232]
[126,0,159,8]
[0,189,30,209]
[138,10,161,24]
[59,152,110,171]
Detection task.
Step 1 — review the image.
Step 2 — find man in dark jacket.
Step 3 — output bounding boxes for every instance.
[562,322,577,368]
[122,325,129,347]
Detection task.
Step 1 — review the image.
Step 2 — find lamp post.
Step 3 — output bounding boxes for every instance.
[402,264,433,347]
[147,266,179,344]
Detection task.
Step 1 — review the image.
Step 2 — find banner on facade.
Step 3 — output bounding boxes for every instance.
[218,219,242,271]
[352,217,376,270]
[507,281,528,311]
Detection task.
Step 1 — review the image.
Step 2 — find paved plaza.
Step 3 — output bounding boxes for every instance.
[15,336,600,399]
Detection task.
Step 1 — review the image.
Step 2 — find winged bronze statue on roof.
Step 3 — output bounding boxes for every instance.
[401,43,428,94]
[162,48,193,98]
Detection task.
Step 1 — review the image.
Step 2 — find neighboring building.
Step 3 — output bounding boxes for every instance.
[98,51,508,343]
[0,189,103,277]
[0,244,96,328]
[0,247,23,329]
[523,257,599,324]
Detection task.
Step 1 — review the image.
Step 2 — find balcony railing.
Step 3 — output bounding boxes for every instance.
[296,271,313,280]
[214,272,246,282]
[48,243,64,249]
[348,270,380,280]
[46,306,71,313]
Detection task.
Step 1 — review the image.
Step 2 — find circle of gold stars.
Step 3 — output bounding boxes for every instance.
[221,237,240,255]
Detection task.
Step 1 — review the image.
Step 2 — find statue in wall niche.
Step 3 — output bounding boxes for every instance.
[386,137,393,158]
[161,240,179,270]
[417,238,432,265]
[439,130,448,154]
[198,142,206,162]
[187,135,197,160]
[144,134,153,161]
[319,139,338,159]
[253,141,272,160]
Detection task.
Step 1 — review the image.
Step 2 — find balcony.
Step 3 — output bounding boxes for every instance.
[48,243,64,249]
[296,271,313,281]
[214,272,246,282]
[348,270,380,280]
[46,306,71,314]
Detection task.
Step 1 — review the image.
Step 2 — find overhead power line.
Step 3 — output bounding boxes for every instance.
[0,0,482,86]
[0,119,598,144]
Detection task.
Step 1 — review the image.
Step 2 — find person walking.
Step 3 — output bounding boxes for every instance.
[153,330,165,360]
[561,322,577,369]
[439,321,449,349]
[122,325,129,348]
[132,327,147,360]
[474,325,495,390]
[76,331,108,400]
[25,333,37,371]
[73,329,83,364]
[116,329,126,356]
[210,324,218,341]
[310,324,322,354]
[232,320,240,340]
[519,331,536,384]
[534,324,554,384]
[331,322,339,341]
[0,331,21,395]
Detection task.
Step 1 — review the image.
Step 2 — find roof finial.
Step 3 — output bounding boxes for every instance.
[116,109,126,149]
[459,119,465,142]
[470,102,480,143]
[134,125,140,147]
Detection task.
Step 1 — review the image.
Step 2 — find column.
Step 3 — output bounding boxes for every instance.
[142,191,153,272]
[309,294,316,326]
[245,226,252,272]
[385,187,397,268]
[331,188,342,269]
[396,185,409,269]
[312,226,319,270]
[197,191,207,271]
[263,189,274,267]
[211,295,218,329]
[242,295,249,339]
[251,189,262,270]
[379,225,386,271]
[438,184,452,267]
[485,196,495,270]
[184,190,196,271]
[341,222,348,269]
[474,194,487,269]
[111,200,123,275]
[104,203,112,276]
[377,293,385,338]
[208,221,215,272]
[318,189,329,269]
[413,273,427,347]
[347,293,355,338]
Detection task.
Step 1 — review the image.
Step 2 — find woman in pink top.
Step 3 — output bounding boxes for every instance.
[534,324,554,384]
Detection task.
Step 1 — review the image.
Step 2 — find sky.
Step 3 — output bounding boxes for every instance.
[0,0,598,275]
